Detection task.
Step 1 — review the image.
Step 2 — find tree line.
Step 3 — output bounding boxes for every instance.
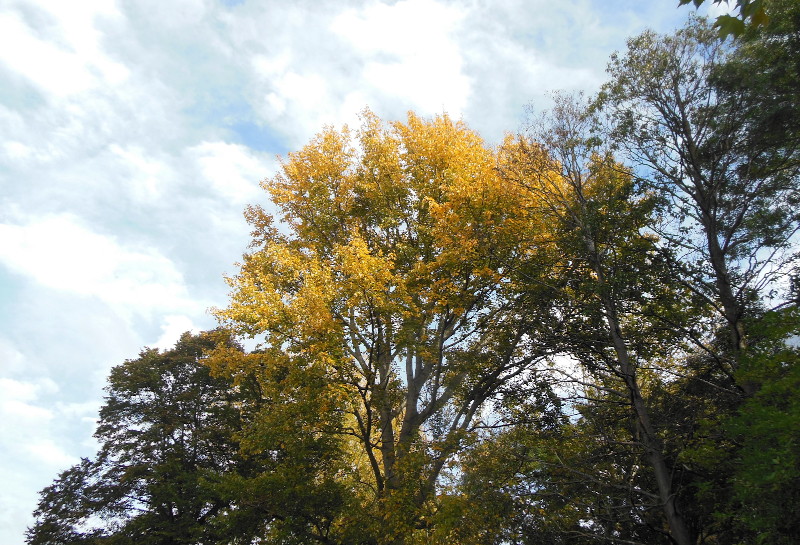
[28,4,800,544]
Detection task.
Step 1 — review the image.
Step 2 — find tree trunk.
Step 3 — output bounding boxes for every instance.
[587,236,694,545]
[606,303,694,545]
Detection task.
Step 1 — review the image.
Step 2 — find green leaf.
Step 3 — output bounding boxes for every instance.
[715,14,746,37]
[751,8,770,26]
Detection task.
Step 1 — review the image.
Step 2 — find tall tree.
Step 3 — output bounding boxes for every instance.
[500,94,696,545]
[713,0,800,176]
[594,14,800,542]
[598,17,800,394]
[215,110,551,544]
[26,331,252,545]
[723,307,800,542]
[202,342,357,544]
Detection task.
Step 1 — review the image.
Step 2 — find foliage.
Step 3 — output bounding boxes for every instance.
[598,16,800,388]
[26,331,251,545]
[713,0,800,169]
[29,10,800,544]
[214,110,551,544]
[725,309,800,542]
[596,12,800,544]
[502,94,698,545]
[678,0,770,37]
[203,344,356,544]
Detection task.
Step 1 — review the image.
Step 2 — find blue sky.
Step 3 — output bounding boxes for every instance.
[0,0,729,542]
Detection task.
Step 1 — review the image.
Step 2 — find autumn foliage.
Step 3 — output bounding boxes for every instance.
[28,6,800,545]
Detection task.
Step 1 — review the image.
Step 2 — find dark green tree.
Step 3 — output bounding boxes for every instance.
[501,94,698,544]
[713,0,800,176]
[724,308,800,542]
[201,344,356,545]
[26,331,252,545]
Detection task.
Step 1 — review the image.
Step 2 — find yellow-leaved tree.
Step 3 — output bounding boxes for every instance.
[212,110,554,544]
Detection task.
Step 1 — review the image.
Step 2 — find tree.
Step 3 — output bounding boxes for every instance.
[214,110,551,544]
[724,308,800,542]
[500,94,697,545]
[203,342,357,544]
[596,15,800,542]
[713,0,800,171]
[458,392,680,545]
[27,331,253,545]
[598,17,800,394]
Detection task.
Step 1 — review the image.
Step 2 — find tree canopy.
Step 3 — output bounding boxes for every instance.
[29,10,799,545]
[27,331,251,545]
[212,109,556,544]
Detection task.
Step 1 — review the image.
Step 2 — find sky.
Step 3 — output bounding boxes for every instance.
[0,0,730,542]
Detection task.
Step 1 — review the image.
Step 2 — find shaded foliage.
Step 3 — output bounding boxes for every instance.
[27,331,251,545]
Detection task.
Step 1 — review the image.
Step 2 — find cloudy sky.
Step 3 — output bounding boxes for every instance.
[0,0,728,542]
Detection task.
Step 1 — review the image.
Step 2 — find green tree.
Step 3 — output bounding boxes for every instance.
[203,343,357,544]
[713,0,800,173]
[26,331,252,545]
[501,94,697,545]
[725,308,800,542]
[598,17,800,393]
[460,396,678,545]
[596,15,800,542]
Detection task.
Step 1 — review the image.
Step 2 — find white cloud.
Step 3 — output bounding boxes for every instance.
[133,0,207,28]
[154,314,200,350]
[25,439,77,468]
[0,0,128,98]
[0,11,93,96]
[109,144,177,203]
[0,214,197,316]
[1,140,35,161]
[241,0,472,147]
[188,141,272,206]
[0,338,26,375]
[0,376,57,404]
[0,377,61,452]
[3,399,53,422]
[249,62,342,145]
[332,0,470,115]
